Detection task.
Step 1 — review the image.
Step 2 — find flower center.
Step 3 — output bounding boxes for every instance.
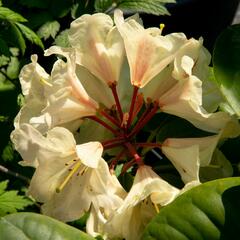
[86,82,162,173]
[56,159,88,193]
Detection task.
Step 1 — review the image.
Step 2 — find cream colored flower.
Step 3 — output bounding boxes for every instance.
[14,55,50,132]
[105,165,180,240]
[17,50,98,133]
[114,9,188,88]
[68,13,125,85]
[12,124,124,223]
[161,134,220,183]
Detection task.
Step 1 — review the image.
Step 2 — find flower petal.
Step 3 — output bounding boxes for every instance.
[162,134,220,183]
[159,76,234,133]
[76,142,103,168]
[68,13,124,84]
[114,9,188,87]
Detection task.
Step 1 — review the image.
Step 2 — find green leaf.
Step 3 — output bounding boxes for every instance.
[2,141,14,162]
[54,29,70,47]
[6,56,20,79]
[155,114,212,142]
[117,0,176,16]
[0,212,95,240]
[16,23,44,49]
[0,55,9,67]
[37,21,60,40]
[213,24,240,117]
[200,149,233,182]
[8,23,26,55]
[0,7,27,22]
[94,0,114,12]
[0,181,33,216]
[71,0,95,18]
[0,181,8,195]
[142,177,240,240]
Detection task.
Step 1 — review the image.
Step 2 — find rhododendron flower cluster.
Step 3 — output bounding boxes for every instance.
[11,9,239,240]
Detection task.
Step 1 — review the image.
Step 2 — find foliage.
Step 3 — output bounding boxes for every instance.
[0,212,95,240]
[95,0,175,15]
[213,24,240,117]
[0,181,33,216]
[142,177,240,240]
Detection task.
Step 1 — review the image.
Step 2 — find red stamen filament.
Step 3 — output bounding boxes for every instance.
[100,109,121,128]
[87,116,119,135]
[121,159,136,175]
[124,142,143,165]
[127,86,139,129]
[102,136,125,146]
[109,83,123,121]
[103,141,125,150]
[135,143,162,148]
[128,102,159,138]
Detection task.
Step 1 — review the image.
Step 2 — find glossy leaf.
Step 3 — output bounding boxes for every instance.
[142,177,240,240]
[0,212,95,240]
[213,24,240,117]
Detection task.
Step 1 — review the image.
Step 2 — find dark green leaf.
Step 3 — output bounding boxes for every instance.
[19,0,50,9]
[200,149,233,182]
[16,23,44,49]
[71,0,95,18]
[50,0,73,18]
[0,7,27,22]
[213,24,240,117]
[0,212,95,240]
[25,11,53,29]
[142,177,240,240]
[118,172,134,192]
[2,142,14,162]
[0,39,10,56]
[94,0,114,12]
[8,23,26,55]
[37,21,60,40]
[155,115,212,142]
[117,0,175,16]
